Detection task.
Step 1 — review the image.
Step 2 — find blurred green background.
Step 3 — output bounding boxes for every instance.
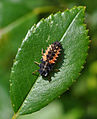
[0,0,97,119]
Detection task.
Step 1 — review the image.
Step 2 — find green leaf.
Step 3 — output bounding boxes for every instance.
[10,6,89,117]
[0,85,13,119]
[0,0,57,28]
[0,12,37,89]
[19,0,59,10]
[0,1,30,28]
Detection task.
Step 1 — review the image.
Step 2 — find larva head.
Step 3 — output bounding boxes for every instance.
[53,41,62,48]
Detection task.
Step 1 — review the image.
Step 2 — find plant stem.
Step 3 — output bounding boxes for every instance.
[12,113,18,119]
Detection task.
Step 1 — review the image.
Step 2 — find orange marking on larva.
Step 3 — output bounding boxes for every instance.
[49,48,61,64]
[49,60,55,64]
[42,45,52,61]
[42,55,47,61]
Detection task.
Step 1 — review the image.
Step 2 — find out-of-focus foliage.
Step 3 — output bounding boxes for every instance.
[0,0,97,119]
[0,1,30,28]
[0,84,13,119]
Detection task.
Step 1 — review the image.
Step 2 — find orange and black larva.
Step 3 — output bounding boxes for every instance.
[39,41,62,77]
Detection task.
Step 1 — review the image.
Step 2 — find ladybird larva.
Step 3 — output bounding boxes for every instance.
[38,41,62,77]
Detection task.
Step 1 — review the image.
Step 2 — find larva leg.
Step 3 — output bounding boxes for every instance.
[32,70,38,75]
[54,69,59,72]
[34,61,40,65]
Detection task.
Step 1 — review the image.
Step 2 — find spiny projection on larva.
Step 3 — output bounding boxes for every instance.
[33,41,62,77]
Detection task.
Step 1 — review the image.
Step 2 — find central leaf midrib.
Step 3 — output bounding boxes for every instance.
[17,8,82,115]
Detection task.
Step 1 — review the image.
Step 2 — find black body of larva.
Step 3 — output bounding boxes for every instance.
[38,41,62,77]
